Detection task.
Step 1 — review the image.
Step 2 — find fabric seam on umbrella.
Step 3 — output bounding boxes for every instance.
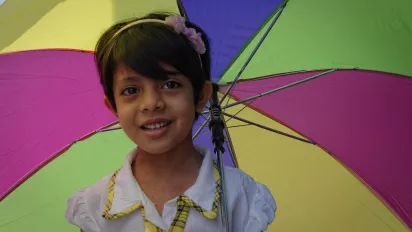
[0,48,94,56]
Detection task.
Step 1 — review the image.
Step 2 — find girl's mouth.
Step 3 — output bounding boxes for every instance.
[141,120,172,131]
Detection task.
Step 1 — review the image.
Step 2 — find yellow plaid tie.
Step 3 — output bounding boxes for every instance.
[103,163,221,232]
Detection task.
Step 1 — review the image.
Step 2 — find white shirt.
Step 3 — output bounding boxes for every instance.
[65,145,276,232]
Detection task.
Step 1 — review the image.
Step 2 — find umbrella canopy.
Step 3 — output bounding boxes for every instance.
[1,1,411,232]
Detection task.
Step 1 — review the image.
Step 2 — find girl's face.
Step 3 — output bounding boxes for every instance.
[106,63,210,155]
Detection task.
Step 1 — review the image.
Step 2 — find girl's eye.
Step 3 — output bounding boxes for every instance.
[162,81,181,89]
[121,87,138,95]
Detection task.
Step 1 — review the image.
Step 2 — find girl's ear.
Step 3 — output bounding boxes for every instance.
[196,81,212,113]
[104,96,119,118]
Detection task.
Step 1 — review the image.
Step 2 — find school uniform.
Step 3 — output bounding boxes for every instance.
[65,145,276,232]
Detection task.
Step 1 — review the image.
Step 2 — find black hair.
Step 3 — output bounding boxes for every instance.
[95,12,211,119]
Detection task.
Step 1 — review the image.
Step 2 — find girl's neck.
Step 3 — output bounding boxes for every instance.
[132,135,203,214]
[132,135,203,178]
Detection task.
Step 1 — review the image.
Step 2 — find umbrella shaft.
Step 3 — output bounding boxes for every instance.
[216,149,230,232]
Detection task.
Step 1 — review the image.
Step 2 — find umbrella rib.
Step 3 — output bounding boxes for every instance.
[227,124,250,128]
[222,68,337,110]
[192,115,211,140]
[223,95,231,112]
[225,96,258,124]
[223,120,240,168]
[199,112,209,121]
[99,125,121,132]
[219,1,288,106]
[221,111,315,144]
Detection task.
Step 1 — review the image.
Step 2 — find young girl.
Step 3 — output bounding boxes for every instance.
[65,13,276,232]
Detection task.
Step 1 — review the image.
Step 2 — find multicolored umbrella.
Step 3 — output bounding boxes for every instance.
[1,0,411,231]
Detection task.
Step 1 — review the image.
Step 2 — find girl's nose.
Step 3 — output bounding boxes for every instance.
[139,88,165,112]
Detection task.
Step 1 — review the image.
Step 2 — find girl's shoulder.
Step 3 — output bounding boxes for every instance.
[65,174,113,232]
[223,165,274,199]
[223,166,277,231]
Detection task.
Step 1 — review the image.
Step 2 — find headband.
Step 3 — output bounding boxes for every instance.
[112,15,206,55]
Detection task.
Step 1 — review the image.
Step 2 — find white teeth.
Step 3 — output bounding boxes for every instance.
[143,121,170,130]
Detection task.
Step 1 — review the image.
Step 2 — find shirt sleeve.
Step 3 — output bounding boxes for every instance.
[233,173,277,232]
[65,187,100,232]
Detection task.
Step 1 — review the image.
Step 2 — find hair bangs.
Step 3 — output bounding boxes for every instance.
[111,23,203,81]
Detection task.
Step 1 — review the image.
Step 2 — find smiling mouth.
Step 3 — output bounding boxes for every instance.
[141,121,172,130]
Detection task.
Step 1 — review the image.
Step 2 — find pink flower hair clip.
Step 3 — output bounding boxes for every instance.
[165,15,206,55]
